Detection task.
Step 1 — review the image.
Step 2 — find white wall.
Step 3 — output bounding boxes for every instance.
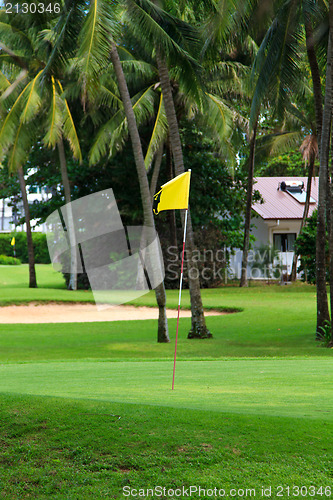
[230,217,302,280]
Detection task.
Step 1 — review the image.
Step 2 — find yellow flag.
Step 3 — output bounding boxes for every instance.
[153,171,191,215]
[10,237,15,246]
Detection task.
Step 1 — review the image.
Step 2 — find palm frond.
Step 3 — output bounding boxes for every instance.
[20,70,43,124]
[75,0,120,104]
[124,0,200,63]
[0,79,33,157]
[57,80,82,162]
[43,76,64,148]
[255,130,305,164]
[90,85,157,164]
[250,0,304,128]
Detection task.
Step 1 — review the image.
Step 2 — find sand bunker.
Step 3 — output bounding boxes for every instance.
[0,303,225,324]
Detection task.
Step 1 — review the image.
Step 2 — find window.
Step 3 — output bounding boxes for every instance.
[273,233,296,252]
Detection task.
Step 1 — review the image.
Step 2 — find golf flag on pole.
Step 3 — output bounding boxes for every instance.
[10,237,15,246]
[153,170,191,390]
[153,171,191,215]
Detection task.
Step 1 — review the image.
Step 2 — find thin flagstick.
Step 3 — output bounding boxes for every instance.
[172,207,188,390]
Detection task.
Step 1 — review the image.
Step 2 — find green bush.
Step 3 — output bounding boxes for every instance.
[0,232,50,264]
[0,254,21,265]
[294,210,329,284]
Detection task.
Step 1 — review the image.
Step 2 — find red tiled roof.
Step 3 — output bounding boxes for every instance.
[252,177,318,220]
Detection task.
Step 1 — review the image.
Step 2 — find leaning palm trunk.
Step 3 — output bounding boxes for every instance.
[58,137,77,291]
[110,40,169,343]
[155,50,211,339]
[149,144,164,199]
[18,167,37,288]
[240,120,258,287]
[316,13,333,336]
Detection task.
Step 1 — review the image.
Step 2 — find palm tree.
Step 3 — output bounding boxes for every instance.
[123,0,216,338]
[59,0,171,342]
[248,0,329,329]
[70,0,242,340]
[0,7,82,290]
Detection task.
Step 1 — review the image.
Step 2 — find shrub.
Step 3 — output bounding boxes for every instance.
[0,254,21,265]
[294,210,329,284]
[0,232,50,264]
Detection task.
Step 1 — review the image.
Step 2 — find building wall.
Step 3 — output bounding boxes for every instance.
[230,217,302,280]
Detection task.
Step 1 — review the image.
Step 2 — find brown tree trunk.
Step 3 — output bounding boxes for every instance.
[240,120,258,287]
[304,18,323,146]
[166,136,177,249]
[291,156,315,281]
[18,167,37,288]
[149,143,163,199]
[110,40,170,343]
[155,49,211,339]
[58,137,77,291]
[316,8,333,336]
[1,198,5,230]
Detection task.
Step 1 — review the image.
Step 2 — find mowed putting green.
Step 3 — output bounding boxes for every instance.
[1,359,333,420]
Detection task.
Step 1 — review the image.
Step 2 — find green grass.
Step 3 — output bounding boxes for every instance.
[1,265,333,498]
[1,394,332,499]
[1,359,333,419]
[0,264,95,304]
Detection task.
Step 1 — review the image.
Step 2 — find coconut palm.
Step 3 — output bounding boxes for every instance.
[247,0,330,331]
[0,6,82,289]
[51,0,171,341]
[122,0,242,338]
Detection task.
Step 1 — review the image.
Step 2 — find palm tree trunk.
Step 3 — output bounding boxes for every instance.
[240,120,258,287]
[149,143,163,198]
[155,49,211,339]
[58,137,77,291]
[110,40,169,343]
[18,167,37,288]
[291,157,314,281]
[1,198,5,230]
[304,17,323,147]
[316,11,333,335]
[166,137,177,249]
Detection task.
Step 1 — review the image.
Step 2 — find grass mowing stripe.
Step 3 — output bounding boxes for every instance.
[1,359,333,419]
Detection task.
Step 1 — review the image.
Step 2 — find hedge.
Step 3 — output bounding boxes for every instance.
[0,232,50,264]
[0,254,21,265]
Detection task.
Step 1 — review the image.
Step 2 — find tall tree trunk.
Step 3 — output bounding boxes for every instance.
[316,10,333,335]
[110,40,170,343]
[1,197,5,230]
[149,143,163,198]
[304,17,323,147]
[58,137,77,291]
[240,120,258,287]
[155,50,211,339]
[291,155,315,281]
[18,167,37,288]
[329,179,333,345]
[166,137,177,249]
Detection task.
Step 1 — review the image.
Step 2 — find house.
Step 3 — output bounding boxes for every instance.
[0,184,51,233]
[230,176,319,280]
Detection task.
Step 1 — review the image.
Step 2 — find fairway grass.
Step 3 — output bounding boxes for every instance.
[1,265,333,497]
[1,359,333,420]
[0,393,332,499]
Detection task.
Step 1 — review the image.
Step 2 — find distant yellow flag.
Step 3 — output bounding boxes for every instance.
[153,171,191,215]
[10,237,15,246]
